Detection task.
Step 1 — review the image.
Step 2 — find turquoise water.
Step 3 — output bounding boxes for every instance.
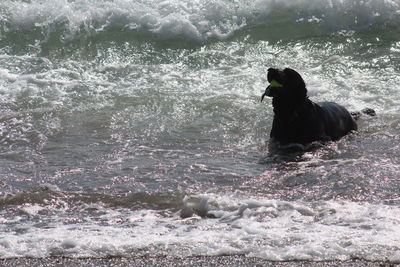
[0,0,399,261]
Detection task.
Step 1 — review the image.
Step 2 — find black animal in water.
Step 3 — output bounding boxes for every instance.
[261,68,374,146]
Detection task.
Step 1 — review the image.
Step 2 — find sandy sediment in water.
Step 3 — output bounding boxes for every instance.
[0,256,398,267]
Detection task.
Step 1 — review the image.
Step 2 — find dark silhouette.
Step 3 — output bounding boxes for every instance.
[261,68,362,146]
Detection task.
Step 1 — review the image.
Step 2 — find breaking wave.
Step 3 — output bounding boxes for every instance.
[1,187,400,261]
[1,0,400,46]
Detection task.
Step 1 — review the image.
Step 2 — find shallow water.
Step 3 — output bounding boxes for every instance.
[0,0,399,261]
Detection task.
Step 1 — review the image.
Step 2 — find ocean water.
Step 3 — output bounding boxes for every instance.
[0,0,400,261]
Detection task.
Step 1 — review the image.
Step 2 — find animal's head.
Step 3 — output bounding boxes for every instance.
[261,68,307,103]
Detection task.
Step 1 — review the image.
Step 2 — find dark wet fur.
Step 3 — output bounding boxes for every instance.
[262,68,363,145]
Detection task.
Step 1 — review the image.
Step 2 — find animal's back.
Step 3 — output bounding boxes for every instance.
[318,102,357,140]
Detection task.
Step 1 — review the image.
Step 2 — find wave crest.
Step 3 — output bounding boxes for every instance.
[1,0,400,45]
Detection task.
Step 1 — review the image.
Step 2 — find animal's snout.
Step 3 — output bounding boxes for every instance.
[261,86,279,102]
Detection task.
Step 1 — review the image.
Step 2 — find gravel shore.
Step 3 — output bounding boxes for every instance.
[0,256,398,267]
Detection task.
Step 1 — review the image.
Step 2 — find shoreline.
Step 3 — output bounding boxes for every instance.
[0,256,398,267]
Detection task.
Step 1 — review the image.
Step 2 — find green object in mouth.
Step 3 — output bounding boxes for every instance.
[270,79,283,87]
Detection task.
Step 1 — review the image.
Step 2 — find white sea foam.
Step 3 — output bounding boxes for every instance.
[1,0,399,43]
[1,193,399,261]
[0,1,399,262]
